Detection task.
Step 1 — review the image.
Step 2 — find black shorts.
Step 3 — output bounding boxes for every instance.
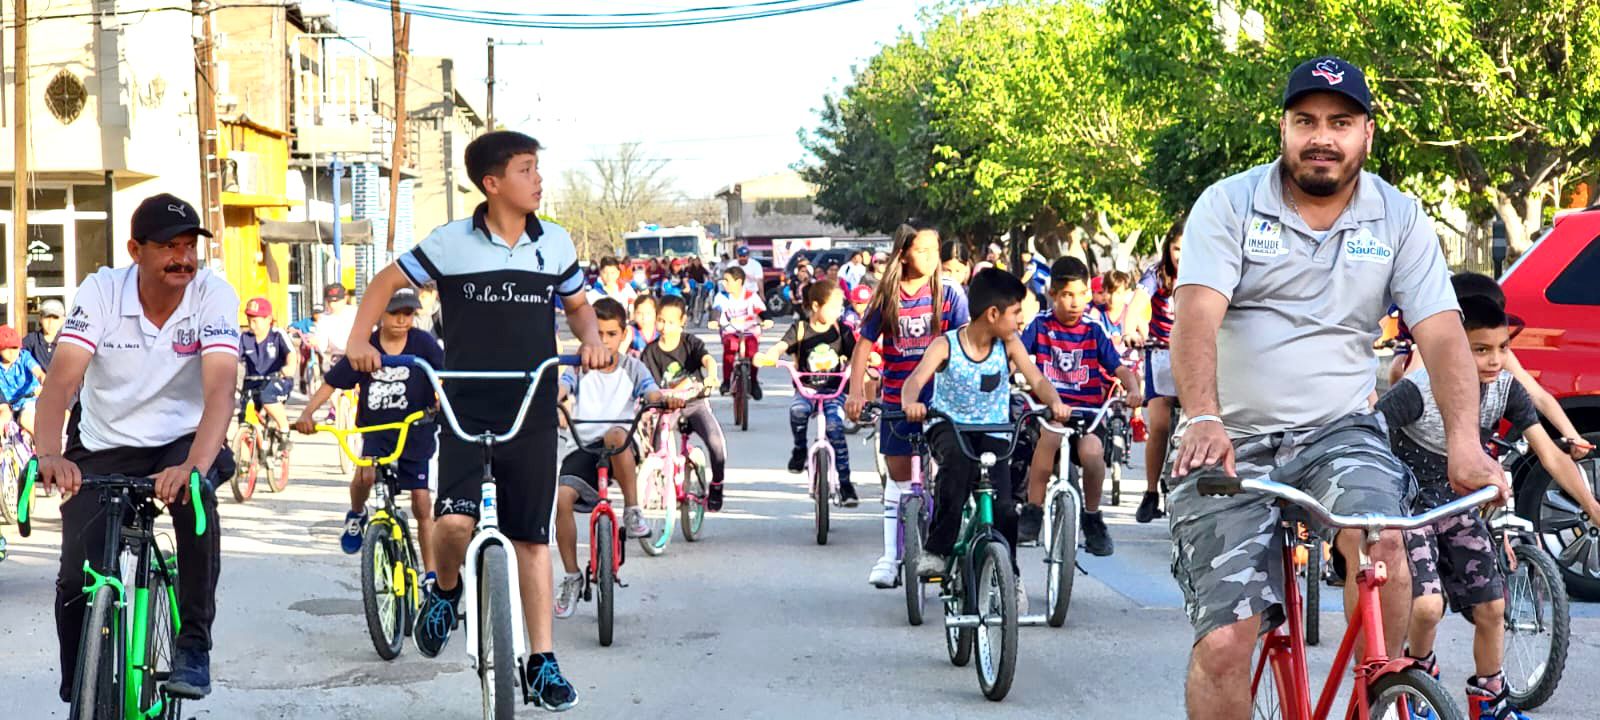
[558,440,637,514]
[435,425,558,543]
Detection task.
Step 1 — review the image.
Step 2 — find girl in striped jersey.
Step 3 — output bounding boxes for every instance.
[1126,221,1182,523]
[847,222,970,589]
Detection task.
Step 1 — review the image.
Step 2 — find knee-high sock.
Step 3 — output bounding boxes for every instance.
[882,480,911,561]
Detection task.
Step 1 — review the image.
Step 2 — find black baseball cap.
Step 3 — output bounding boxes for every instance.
[1282,56,1371,115]
[131,193,213,244]
[386,289,423,313]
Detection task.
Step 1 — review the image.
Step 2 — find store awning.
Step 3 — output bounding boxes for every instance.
[259,220,374,245]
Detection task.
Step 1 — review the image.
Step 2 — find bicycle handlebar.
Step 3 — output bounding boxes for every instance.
[382,354,575,446]
[1192,465,1499,533]
[16,459,208,538]
[315,409,431,468]
[557,400,667,460]
[758,358,848,401]
[922,407,1050,465]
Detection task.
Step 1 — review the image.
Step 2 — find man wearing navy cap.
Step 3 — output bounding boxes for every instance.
[1166,58,1497,719]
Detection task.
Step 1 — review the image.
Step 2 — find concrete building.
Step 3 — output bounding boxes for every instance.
[385,56,484,238]
[716,170,888,262]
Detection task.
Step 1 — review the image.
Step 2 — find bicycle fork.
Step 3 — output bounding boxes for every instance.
[460,481,530,672]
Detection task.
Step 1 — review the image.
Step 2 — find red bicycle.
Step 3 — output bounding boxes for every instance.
[1194,469,1499,720]
[560,401,663,647]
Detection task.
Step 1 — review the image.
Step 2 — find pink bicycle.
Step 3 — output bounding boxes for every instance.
[635,384,716,555]
[759,358,850,545]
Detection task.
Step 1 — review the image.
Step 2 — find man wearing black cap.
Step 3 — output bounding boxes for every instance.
[1164,58,1497,719]
[34,192,241,703]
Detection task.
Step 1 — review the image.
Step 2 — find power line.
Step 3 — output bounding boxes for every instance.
[336,0,869,30]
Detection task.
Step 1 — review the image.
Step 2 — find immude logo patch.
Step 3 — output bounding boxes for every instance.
[1344,228,1393,264]
[1244,218,1288,258]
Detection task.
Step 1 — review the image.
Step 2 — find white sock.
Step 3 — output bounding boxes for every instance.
[881,480,911,561]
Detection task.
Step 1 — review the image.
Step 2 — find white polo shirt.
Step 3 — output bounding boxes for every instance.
[58,266,242,451]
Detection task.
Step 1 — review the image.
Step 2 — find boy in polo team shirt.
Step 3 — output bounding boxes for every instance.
[1016,258,1141,555]
[298,289,444,573]
[343,131,603,712]
[238,297,297,441]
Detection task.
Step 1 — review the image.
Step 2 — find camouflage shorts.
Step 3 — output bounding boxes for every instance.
[1166,412,1410,642]
[1405,512,1504,613]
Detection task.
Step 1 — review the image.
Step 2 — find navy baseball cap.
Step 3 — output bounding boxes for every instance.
[1283,56,1371,115]
[736,246,750,257]
[131,193,213,244]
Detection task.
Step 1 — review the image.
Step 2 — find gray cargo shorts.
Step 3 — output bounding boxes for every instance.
[1166,412,1411,643]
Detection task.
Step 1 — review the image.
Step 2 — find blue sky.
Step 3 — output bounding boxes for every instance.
[333,0,933,199]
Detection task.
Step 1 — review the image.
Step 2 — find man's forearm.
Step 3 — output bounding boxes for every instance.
[1171,321,1220,416]
[185,386,234,475]
[1412,318,1480,449]
[35,382,71,457]
[347,265,408,350]
[565,304,603,347]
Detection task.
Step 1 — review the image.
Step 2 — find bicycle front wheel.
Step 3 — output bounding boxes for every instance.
[70,585,122,720]
[230,427,258,503]
[1504,541,1569,709]
[144,554,180,717]
[974,541,1018,701]
[595,514,616,647]
[1046,489,1079,628]
[679,454,708,542]
[0,447,18,524]
[477,544,520,720]
[812,448,831,546]
[637,459,675,557]
[361,523,405,660]
[1368,668,1466,720]
[902,495,925,625]
[1304,537,1323,647]
[268,433,292,493]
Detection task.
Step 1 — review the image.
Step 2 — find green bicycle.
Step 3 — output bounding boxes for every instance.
[315,409,430,660]
[17,458,208,720]
[925,407,1050,702]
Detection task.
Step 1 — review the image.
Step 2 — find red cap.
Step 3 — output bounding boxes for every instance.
[0,326,19,349]
[1090,276,1104,293]
[848,284,873,305]
[245,297,273,318]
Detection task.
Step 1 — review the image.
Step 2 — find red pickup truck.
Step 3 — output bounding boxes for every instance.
[1501,207,1600,598]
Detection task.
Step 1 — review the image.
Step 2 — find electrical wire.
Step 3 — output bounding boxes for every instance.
[336,0,868,30]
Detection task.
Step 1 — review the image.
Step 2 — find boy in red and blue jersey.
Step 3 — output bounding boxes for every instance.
[1017,257,1141,556]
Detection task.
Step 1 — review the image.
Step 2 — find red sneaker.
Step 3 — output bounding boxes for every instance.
[1132,416,1148,443]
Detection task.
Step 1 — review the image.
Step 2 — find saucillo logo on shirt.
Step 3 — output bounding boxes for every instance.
[1344,228,1393,264]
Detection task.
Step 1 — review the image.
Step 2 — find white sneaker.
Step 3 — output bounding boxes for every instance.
[1015,575,1029,615]
[868,556,899,588]
[623,507,651,539]
[554,573,583,619]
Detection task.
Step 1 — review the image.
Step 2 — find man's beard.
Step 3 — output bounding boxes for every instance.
[1285,148,1363,197]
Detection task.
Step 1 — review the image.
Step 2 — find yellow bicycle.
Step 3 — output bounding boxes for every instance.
[317,410,429,660]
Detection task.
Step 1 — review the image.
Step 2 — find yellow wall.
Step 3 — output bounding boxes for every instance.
[220,120,292,325]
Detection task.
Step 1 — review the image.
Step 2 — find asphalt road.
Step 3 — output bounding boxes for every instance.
[3,332,1597,718]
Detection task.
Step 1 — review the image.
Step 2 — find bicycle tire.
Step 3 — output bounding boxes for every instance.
[0,447,18,524]
[813,448,831,546]
[145,561,180,719]
[637,459,674,557]
[361,524,405,660]
[1304,538,1322,647]
[596,514,616,647]
[946,556,974,668]
[974,541,1018,701]
[732,365,748,431]
[1504,541,1569,709]
[230,428,258,502]
[1046,490,1078,628]
[679,454,707,542]
[70,585,121,720]
[1368,667,1467,720]
[477,544,519,720]
[268,432,292,492]
[902,495,925,625]
[1109,461,1122,507]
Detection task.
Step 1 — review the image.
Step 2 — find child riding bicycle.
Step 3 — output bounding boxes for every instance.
[1376,296,1600,720]
[296,289,443,568]
[239,298,297,440]
[710,265,770,398]
[757,281,858,504]
[0,325,43,435]
[640,295,729,511]
[555,297,678,618]
[1016,258,1142,556]
[901,269,1068,597]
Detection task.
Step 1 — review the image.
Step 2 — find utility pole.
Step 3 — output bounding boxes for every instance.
[441,58,456,221]
[12,0,28,327]
[194,0,224,264]
[485,38,539,135]
[387,0,410,253]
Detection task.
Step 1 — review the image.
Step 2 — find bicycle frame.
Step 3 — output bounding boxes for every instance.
[766,360,849,501]
[396,355,571,671]
[317,410,430,607]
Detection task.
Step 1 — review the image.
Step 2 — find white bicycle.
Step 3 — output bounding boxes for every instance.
[392,353,568,720]
[1022,392,1116,627]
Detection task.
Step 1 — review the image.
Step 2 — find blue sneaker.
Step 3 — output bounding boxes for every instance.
[340,511,366,555]
[414,582,460,658]
[525,653,579,711]
[163,647,211,699]
[1469,686,1531,720]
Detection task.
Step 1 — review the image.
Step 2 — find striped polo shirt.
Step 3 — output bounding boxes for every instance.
[858,282,969,405]
[398,202,585,429]
[1020,311,1122,407]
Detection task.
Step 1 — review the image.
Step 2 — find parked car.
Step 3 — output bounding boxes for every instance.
[1501,207,1600,599]
[785,247,856,278]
